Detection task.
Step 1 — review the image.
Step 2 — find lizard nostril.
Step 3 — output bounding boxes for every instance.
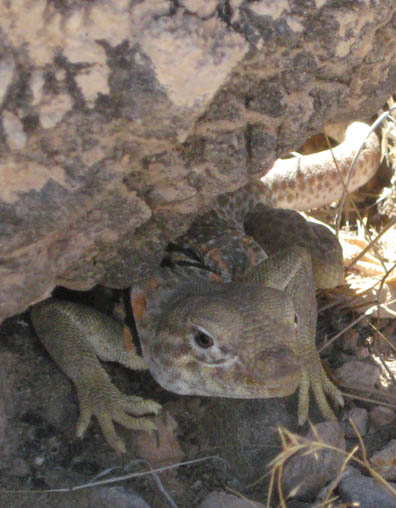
[253,346,300,379]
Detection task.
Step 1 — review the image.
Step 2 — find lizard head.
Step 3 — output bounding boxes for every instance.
[141,282,302,399]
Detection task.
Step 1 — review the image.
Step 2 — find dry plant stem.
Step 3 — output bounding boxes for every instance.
[346,217,396,272]
[349,297,396,317]
[375,262,396,327]
[332,110,396,284]
[369,322,396,355]
[266,425,359,507]
[323,130,364,238]
[371,335,396,385]
[336,105,396,232]
[350,418,368,463]
[0,456,227,494]
[225,487,263,508]
[321,445,360,506]
[345,270,396,318]
[277,460,287,508]
[318,292,348,313]
[266,425,396,506]
[341,385,396,411]
[266,464,277,508]
[318,313,367,352]
[313,496,341,508]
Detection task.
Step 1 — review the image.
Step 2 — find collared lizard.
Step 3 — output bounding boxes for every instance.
[30,122,381,454]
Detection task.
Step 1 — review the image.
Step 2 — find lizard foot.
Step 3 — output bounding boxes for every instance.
[75,377,161,454]
[297,358,344,426]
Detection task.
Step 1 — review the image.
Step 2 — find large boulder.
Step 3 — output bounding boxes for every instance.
[1,0,396,321]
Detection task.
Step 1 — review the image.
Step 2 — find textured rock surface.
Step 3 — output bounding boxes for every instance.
[1,0,396,321]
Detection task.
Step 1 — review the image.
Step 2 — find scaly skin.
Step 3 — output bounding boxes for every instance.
[30,122,380,454]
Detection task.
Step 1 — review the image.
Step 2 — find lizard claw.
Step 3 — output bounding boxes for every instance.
[75,377,161,454]
[297,359,343,426]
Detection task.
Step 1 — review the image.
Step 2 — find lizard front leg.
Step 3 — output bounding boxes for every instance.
[31,299,161,454]
[244,245,344,424]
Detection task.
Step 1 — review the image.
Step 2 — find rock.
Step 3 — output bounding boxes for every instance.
[88,487,152,508]
[369,406,396,427]
[1,0,396,322]
[0,487,152,508]
[371,439,396,481]
[341,408,368,438]
[340,328,359,352]
[338,466,396,508]
[7,457,32,478]
[200,491,265,508]
[334,360,381,389]
[282,422,346,501]
[135,410,185,466]
[198,397,295,486]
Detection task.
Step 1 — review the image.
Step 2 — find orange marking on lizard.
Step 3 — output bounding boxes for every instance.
[209,272,223,282]
[131,277,159,321]
[207,248,229,272]
[242,236,257,267]
[131,291,147,321]
[123,326,134,352]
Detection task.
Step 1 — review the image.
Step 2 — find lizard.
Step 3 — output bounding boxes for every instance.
[30,122,381,454]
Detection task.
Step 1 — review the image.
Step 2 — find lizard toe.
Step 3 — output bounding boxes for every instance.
[76,404,93,439]
[311,378,337,421]
[121,395,162,416]
[114,412,157,432]
[74,374,161,453]
[298,363,339,425]
[297,370,310,426]
[97,413,127,455]
[321,369,344,407]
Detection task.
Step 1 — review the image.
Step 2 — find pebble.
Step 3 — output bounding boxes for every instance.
[281,422,345,501]
[199,491,265,507]
[369,406,396,427]
[338,466,396,508]
[371,439,396,481]
[334,360,381,388]
[341,407,368,438]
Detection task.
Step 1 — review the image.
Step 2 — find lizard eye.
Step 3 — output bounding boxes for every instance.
[194,329,214,349]
[294,312,299,328]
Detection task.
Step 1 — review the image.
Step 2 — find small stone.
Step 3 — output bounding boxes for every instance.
[282,422,346,501]
[135,411,185,466]
[180,0,218,17]
[341,328,359,352]
[355,347,370,359]
[2,110,27,150]
[371,439,396,481]
[192,479,202,490]
[89,487,151,508]
[341,408,368,438]
[338,466,396,508]
[0,56,15,104]
[369,406,396,427]
[334,360,381,388]
[200,491,265,508]
[34,456,45,467]
[8,458,31,477]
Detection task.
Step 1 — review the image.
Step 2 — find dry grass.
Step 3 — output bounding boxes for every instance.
[264,421,396,507]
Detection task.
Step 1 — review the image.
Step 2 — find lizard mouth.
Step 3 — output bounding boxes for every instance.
[193,355,238,367]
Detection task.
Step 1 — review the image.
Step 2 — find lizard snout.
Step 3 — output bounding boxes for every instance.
[245,345,301,397]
